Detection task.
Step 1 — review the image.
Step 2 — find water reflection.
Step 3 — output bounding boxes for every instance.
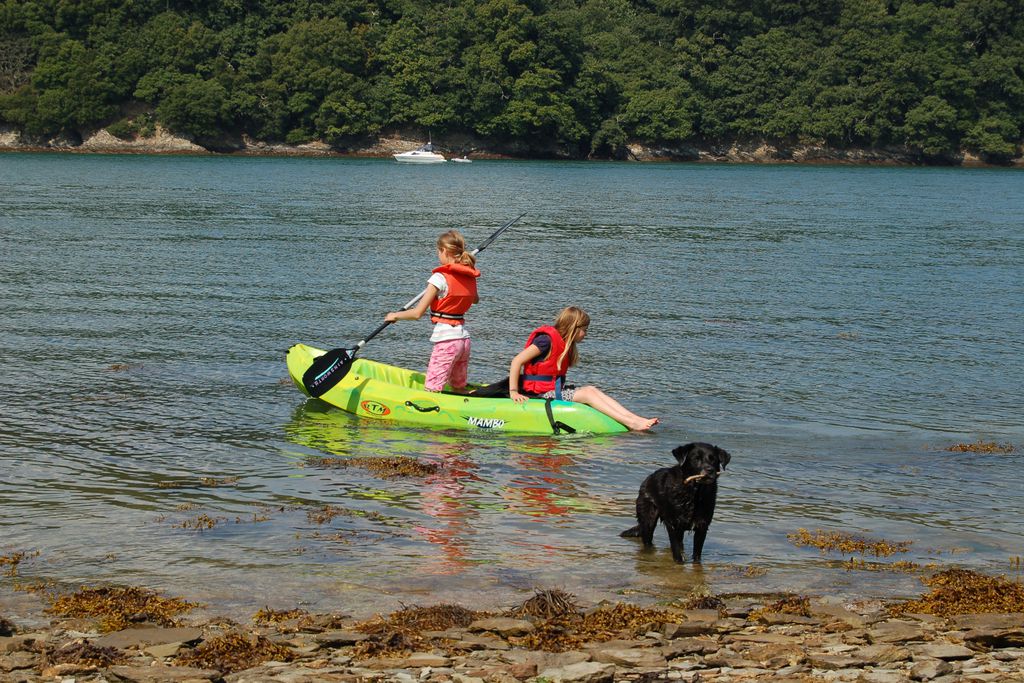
[415,440,482,575]
[282,401,629,575]
[629,554,715,601]
[503,437,607,520]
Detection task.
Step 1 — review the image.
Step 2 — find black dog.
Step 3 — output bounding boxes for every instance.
[620,442,731,563]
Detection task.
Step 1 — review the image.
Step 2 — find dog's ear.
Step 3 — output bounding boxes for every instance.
[672,443,696,466]
[716,447,732,470]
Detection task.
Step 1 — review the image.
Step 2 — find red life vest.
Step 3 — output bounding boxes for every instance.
[429,263,480,325]
[521,325,569,397]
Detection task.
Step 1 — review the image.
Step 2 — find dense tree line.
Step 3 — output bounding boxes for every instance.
[1,0,1021,160]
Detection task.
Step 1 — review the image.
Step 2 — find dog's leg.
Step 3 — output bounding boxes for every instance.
[663,520,686,563]
[692,526,708,563]
[636,494,659,547]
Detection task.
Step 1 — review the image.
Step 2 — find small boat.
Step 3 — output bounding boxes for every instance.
[452,156,472,163]
[286,343,628,435]
[393,142,446,164]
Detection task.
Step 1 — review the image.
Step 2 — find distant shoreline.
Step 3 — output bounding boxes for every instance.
[2,126,1021,167]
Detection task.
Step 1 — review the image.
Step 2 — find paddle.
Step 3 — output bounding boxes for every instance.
[301,213,526,397]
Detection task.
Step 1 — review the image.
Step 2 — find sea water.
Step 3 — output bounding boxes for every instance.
[1,153,1022,618]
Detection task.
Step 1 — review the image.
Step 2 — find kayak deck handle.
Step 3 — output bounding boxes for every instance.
[405,401,441,413]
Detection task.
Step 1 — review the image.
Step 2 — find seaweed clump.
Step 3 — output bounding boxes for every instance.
[352,604,487,658]
[173,514,223,530]
[844,558,925,573]
[252,607,309,626]
[42,640,127,667]
[506,589,581,620]
[107,363,142,372]
[46,586,198,632]
[889,568,1024,617]
[177,633,294,673]
[514,604,686,653]
[750,595,811,621]
[577,604,681,638]
[677,593,728,614]
[947,440,1015,454]
[350,598,692,656]
[1,550,38,577]
[305,455,439,478]
[251,606,333,632]
[307,505,357,524]
[788,528,912,558]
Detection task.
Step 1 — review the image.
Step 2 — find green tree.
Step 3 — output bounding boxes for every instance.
[901,95,960,157]
[963,111,1019,160]
[255,18,375,141]
[371,11,466,131]
[156,73,227,138]
[24,37,121,133]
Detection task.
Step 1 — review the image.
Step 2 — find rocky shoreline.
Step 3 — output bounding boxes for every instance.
[4,578,1024,683]
[1,125,1021,167]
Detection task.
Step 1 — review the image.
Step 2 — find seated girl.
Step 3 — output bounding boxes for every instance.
[476,306,658,431]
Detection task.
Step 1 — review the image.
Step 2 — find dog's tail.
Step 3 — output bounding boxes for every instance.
[619,525,641,538]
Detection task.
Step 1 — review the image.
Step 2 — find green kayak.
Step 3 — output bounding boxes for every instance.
[285,343,628,435]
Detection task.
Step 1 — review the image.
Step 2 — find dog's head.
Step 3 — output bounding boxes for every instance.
[672,442,731,483]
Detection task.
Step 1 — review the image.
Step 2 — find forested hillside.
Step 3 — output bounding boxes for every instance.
[1,0,1021,161]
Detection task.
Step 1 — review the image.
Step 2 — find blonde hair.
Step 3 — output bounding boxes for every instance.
[553,306,590,368]
[437,229,476,267]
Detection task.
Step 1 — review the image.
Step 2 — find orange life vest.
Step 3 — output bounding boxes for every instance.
[521,325,569,398]
[429,263,480,325]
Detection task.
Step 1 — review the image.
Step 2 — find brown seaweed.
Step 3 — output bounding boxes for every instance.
[506,588,581,620]
[890,568,1024,616]
[304,455,439,478]
[177,632,294,673]
[946,440,1015,454]
[351,603,488,658]
[42,639,127,667]
[45,585,198,632]
[788,528,912,557]
[750,595,811,620]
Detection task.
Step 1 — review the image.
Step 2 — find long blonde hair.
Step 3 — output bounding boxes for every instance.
[553,306,590,368]
[437,230,476,266]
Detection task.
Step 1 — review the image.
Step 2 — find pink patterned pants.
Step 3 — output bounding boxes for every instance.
[425,338,471,391]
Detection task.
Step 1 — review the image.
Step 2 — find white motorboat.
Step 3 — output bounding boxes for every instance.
[393,142,446,164]
[452,156,472,163]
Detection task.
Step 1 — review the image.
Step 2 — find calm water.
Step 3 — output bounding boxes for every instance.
[1,153,1022,621]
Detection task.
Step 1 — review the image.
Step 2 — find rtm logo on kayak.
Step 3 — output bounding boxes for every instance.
[360,400,390,416]
[466,416,505,429]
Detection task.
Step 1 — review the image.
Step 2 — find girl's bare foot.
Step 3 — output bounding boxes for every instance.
[628,417,659,431]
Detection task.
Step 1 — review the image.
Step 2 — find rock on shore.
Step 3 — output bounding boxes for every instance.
[3,597,1024,682]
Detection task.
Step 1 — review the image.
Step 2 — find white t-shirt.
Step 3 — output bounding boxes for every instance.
[427,272,471,343]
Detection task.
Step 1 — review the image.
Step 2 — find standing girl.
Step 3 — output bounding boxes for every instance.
[506,306,658,431]
[385,230,480,393]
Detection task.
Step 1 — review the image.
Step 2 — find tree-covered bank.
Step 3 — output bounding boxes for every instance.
[1,0,1022,163]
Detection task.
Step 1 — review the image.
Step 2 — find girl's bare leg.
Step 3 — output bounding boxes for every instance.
[572,386,658,431]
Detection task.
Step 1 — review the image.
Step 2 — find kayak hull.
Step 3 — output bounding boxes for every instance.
[286,343,628,435]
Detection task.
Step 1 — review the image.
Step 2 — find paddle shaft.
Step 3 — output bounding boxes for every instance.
[350,213,525,352]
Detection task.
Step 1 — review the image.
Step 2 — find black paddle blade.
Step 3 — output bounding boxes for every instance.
[302,347,355,397]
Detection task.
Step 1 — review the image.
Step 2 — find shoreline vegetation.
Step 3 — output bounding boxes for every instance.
[3,566,1024,682]
[1,126,1022,167]
[3,2,1023,168]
